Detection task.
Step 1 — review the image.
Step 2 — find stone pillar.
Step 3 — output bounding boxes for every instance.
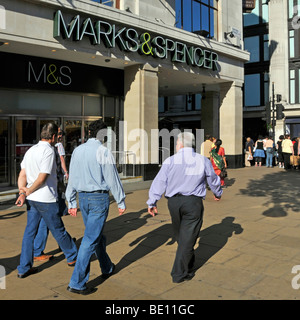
[219,82,243,168]
[123,63,159,178]
[201,91,220,139]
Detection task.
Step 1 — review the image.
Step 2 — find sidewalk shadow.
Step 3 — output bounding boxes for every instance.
[193,217,243,270]
[88,223,174,288]
[239,171,300,217]
[89,216,243,287]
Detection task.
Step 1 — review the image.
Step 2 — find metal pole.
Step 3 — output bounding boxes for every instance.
[272,82,275,140]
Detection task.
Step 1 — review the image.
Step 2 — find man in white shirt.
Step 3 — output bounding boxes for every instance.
[15,123,77,278]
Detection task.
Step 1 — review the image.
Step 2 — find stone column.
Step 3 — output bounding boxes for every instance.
[201,91,220,139]
[219,81,243,168]
[123,63,159,178]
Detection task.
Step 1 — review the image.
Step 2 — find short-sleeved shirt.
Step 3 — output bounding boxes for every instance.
[55,142,66,156]
[282,139,293,154]
[21,141,57,203]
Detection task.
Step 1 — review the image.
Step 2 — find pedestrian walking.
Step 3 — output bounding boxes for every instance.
[15,123,77,278]
[265,136,274,168]
[147,132,222,283]
[200,134,213,159]
[276,135,284,168]
[253,135,265,167]
[210,139,227,188]
[65,119,126,295]
[33,127,71,262]
[245,137,254,167]
[282,134,294,170]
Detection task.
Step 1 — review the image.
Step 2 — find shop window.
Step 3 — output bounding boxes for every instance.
[175,0,217,39]
[0,90,81,116]
[84,96,102,116]
[245,74,261,107]
[244,36,260,63]
[290,69,296,104]
[288,0,300,19]
[263,34,269,61]
[289,30,295,58]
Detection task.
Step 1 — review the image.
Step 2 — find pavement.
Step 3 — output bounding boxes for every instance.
[1,166,300,301]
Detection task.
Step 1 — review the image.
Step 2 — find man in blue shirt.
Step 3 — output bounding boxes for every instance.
[147,132,222,283]
[66,119,126,295]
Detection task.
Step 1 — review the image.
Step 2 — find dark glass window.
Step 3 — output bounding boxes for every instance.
[175,0,217,38]
[90,0,113,7]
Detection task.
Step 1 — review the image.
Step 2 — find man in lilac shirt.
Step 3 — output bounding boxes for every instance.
[147,132,222,283]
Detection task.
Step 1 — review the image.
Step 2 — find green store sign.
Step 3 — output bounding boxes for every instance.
[53,10,219,71]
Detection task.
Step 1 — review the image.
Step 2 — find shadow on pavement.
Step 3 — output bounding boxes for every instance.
[239,171,300,217]
[88,216,243,287]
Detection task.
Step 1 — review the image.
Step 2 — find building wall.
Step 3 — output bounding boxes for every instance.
[0,0,249,183]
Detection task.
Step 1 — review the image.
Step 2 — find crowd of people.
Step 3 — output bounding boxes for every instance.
[14,121,224,294]
[244,134,300,170]
[15,120,298,295]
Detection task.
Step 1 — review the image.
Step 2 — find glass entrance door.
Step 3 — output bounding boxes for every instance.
[0,119,10,185]
[15,119,37,180]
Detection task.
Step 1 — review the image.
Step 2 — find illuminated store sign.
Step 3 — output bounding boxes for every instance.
[53,10,218,71]
[28,62,72,86]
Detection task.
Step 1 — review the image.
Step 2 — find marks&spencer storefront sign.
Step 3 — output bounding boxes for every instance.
[53,10,219,71]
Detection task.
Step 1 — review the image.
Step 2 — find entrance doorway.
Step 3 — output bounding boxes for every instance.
[0,119,9,186]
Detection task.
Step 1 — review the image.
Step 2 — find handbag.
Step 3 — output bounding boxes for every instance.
[247,155,253,161]
[290,155,300,166]
[220,168,227,179]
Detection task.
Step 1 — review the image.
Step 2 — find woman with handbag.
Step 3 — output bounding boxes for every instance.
[210,139,227,191]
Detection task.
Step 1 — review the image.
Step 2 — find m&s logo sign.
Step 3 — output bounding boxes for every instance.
[28,61,72,86]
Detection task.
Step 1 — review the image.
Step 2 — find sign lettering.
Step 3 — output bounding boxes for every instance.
[53,10,219,71]
[28,61,72,86]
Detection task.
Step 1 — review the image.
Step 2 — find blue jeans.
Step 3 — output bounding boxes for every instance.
[18,200,77,275]
[266,148,273,167]
[33,193,68,257]
[69,192,113,290]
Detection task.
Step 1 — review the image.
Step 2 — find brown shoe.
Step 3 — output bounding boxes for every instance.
[34,254,54,262]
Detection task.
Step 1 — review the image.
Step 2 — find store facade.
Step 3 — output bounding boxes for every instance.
[0,0,248,187]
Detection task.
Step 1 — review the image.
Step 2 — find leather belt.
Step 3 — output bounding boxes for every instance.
[80,190,109,194]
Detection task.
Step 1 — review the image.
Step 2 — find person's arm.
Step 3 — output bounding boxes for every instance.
[60,155,69,179]
[20,173,49,197]
[15,168,27,207]
[98,147,126,215]
[146,161,169,216]
[65,151,78,215]
[205,158,223,200]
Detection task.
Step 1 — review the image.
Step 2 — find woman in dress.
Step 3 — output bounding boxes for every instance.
[210,139,227,188]
[253,135,265,167]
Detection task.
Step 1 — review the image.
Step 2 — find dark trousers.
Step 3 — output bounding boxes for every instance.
[283,152,292,170]
[167,195,204,283]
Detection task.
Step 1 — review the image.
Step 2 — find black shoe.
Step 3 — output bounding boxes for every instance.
[67,286,97,295]
[173,273,195,283]
[17,267,38,279]
[101,263,115,279]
